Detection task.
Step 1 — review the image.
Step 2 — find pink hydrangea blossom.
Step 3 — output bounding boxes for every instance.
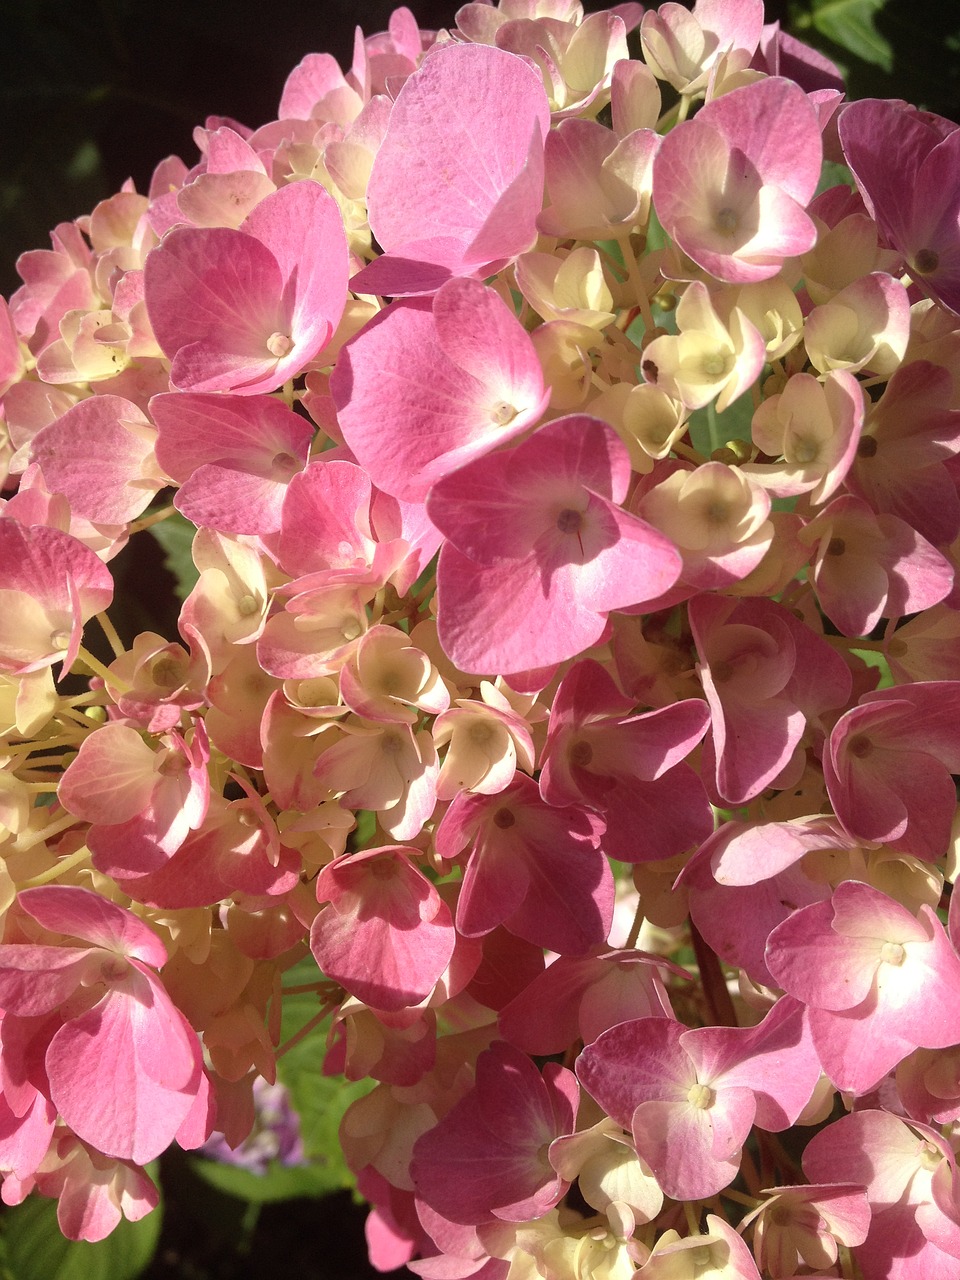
[145,181,348,394]
[652,76,822,282]
[0,887,205,1167]
[429,415,682,673]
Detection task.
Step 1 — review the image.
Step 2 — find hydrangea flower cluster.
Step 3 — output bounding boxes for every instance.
[2,1,960,1276]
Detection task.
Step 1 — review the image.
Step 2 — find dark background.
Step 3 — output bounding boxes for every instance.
[1,0,959,1275]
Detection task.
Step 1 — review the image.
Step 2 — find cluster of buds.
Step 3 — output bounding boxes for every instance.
[2,1,960,1276]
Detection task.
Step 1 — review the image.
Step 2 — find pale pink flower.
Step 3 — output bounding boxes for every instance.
[0,886,204,1167]
[20,1133,160,1243]
[634,1215,762,1280]
[652,76,822,282]
[577,997,818,1201]
[0,518,113,678]
[640,0,764,95]
[804,1110,960,1279]
[354,43,550,295]
[57,719,210,876]
[766,879,960,1093]
[845,357,960,546]
[745,1183,871,1278]
[145,181,348,394]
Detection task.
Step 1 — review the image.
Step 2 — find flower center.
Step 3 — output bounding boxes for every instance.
[266,331,294,357]
[914,247,940,275]
[686,1083,714,1110]
[715,207,739,236]
[491,401,518,426]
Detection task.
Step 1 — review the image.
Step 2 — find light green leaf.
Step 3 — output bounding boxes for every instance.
[852,646,894,688]
[0,1175,161,1280]
[817,159,856,196]
[810,0,893,71]
[149,511,199,602]
[687,390,757,459]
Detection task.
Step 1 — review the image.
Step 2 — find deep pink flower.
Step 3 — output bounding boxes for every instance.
[538,659,712,862]
[435,773,611,956]
[410,1040,578,1225]
[310,847,456,1012]
[690,593,852,805]
[840,98,960,314]
[823,682,960,859]
[428,415,682,674]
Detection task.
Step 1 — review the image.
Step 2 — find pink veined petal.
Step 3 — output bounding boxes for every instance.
[28,396,162,525]
[331,284,548,503]
[15,885,168,968]
[58,722,161,826]
[45,979,201,1165]
[700,817,857,886]
[0,947,98,1016]
[436,543,609,675]
[699,75,823,204]
[145,225,286,391]
[151,390,313,485]
[311,848,456,1011]
[365,43,550,276]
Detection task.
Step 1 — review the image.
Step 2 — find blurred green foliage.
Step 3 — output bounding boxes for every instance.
[0,1167,162,1280]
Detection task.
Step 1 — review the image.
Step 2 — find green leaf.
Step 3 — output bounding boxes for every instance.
[687,389,757,459]
[189,1155,349,1204]
[852,646,894,688]
[0,1176,161,1280]
[275,956,373,1194]
[810,0,893,71]
[149,511,199,602]
[816,159,856,197]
